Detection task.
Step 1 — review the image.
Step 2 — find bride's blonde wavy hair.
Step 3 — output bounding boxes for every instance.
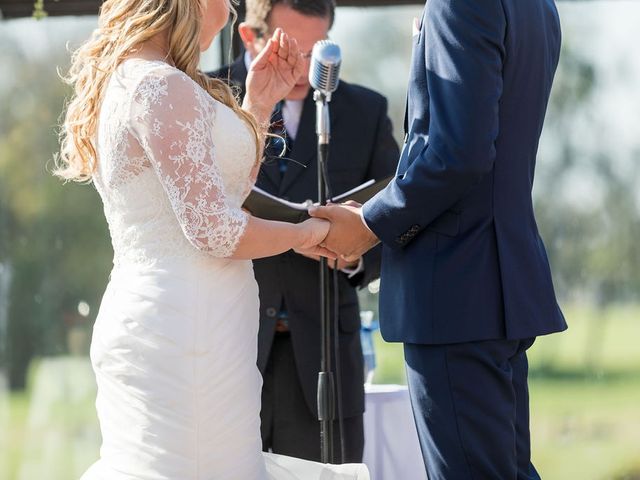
[56,0,262,182]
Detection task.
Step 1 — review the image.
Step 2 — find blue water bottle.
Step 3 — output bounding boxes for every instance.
[360,310,379,385]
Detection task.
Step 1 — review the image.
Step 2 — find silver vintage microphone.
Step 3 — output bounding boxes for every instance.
[309,40,341,145]
[309,40,341,99]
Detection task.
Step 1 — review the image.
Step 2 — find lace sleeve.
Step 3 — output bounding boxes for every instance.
[129,68,248,258]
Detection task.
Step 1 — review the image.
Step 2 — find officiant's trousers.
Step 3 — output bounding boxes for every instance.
[260,333,364,464]
[404,338,541,480]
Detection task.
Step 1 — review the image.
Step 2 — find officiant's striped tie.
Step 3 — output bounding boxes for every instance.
[268,101,293,177]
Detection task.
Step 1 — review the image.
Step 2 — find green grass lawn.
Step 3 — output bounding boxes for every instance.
[1,357,101,479]
[1,390,31,479]
[1,303,639,479]
[530,377,640,480]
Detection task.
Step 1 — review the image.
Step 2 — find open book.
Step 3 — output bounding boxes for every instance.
[243,176,393,223]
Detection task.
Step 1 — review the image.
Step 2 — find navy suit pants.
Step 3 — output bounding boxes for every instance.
[404,338,541,480]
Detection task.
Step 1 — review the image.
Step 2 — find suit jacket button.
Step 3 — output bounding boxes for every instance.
[266,307,277,318]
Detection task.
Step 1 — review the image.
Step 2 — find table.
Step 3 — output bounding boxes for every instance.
[363,384,428,480]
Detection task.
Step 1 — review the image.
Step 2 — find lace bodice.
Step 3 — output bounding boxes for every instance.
[94,59,257,267]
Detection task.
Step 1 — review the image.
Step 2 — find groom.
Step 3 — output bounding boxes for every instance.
[310,0,567,478]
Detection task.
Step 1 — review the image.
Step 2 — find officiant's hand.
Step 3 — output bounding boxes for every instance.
[294,250,360,271]
[244,28,305,125]
[308,201,380,262]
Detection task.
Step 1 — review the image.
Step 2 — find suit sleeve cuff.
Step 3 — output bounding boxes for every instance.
[363,195,401,250]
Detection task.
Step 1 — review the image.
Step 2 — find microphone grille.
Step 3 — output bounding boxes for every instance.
[309,40,341,95]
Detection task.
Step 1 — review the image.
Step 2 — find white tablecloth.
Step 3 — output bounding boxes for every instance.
[363,384,428,480]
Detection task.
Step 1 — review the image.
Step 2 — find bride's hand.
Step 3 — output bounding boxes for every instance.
[243,28,305,123]
[294,218,337,259]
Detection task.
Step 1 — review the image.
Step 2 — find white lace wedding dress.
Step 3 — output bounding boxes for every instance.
[81,58,369,480]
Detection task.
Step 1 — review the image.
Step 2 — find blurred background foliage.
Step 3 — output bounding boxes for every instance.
[1,2,639,479]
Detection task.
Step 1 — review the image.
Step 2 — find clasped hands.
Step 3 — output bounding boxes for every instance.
[297,201,380,265]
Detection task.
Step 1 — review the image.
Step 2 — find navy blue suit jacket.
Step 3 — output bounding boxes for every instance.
[363,0,567,344]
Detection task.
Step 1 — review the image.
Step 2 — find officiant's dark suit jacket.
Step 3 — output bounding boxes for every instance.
[210,58,399,419]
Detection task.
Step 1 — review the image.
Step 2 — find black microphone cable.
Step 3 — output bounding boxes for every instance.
[332,260,346,464]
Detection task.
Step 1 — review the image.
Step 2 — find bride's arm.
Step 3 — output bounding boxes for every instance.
[129,69,329,260]
[230,216,330,260]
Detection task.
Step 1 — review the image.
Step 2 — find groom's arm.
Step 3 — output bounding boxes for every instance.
[362,0,506,249]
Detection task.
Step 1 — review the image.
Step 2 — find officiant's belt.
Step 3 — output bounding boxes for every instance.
[275,318,290,333]
[274,309,290,333]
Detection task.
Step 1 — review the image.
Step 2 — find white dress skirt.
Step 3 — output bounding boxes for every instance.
[82,259,368,479]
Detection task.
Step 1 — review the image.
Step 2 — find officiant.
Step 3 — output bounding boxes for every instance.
[209,0,398,463]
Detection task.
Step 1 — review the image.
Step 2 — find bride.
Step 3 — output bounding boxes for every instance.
[56,0,369,478]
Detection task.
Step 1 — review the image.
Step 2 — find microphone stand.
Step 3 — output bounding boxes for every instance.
[315,89,335,464]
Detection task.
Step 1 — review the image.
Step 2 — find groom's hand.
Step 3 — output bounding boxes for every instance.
[308,201,380,262]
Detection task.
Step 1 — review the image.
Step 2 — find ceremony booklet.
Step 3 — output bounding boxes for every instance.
[243,175,394,223]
